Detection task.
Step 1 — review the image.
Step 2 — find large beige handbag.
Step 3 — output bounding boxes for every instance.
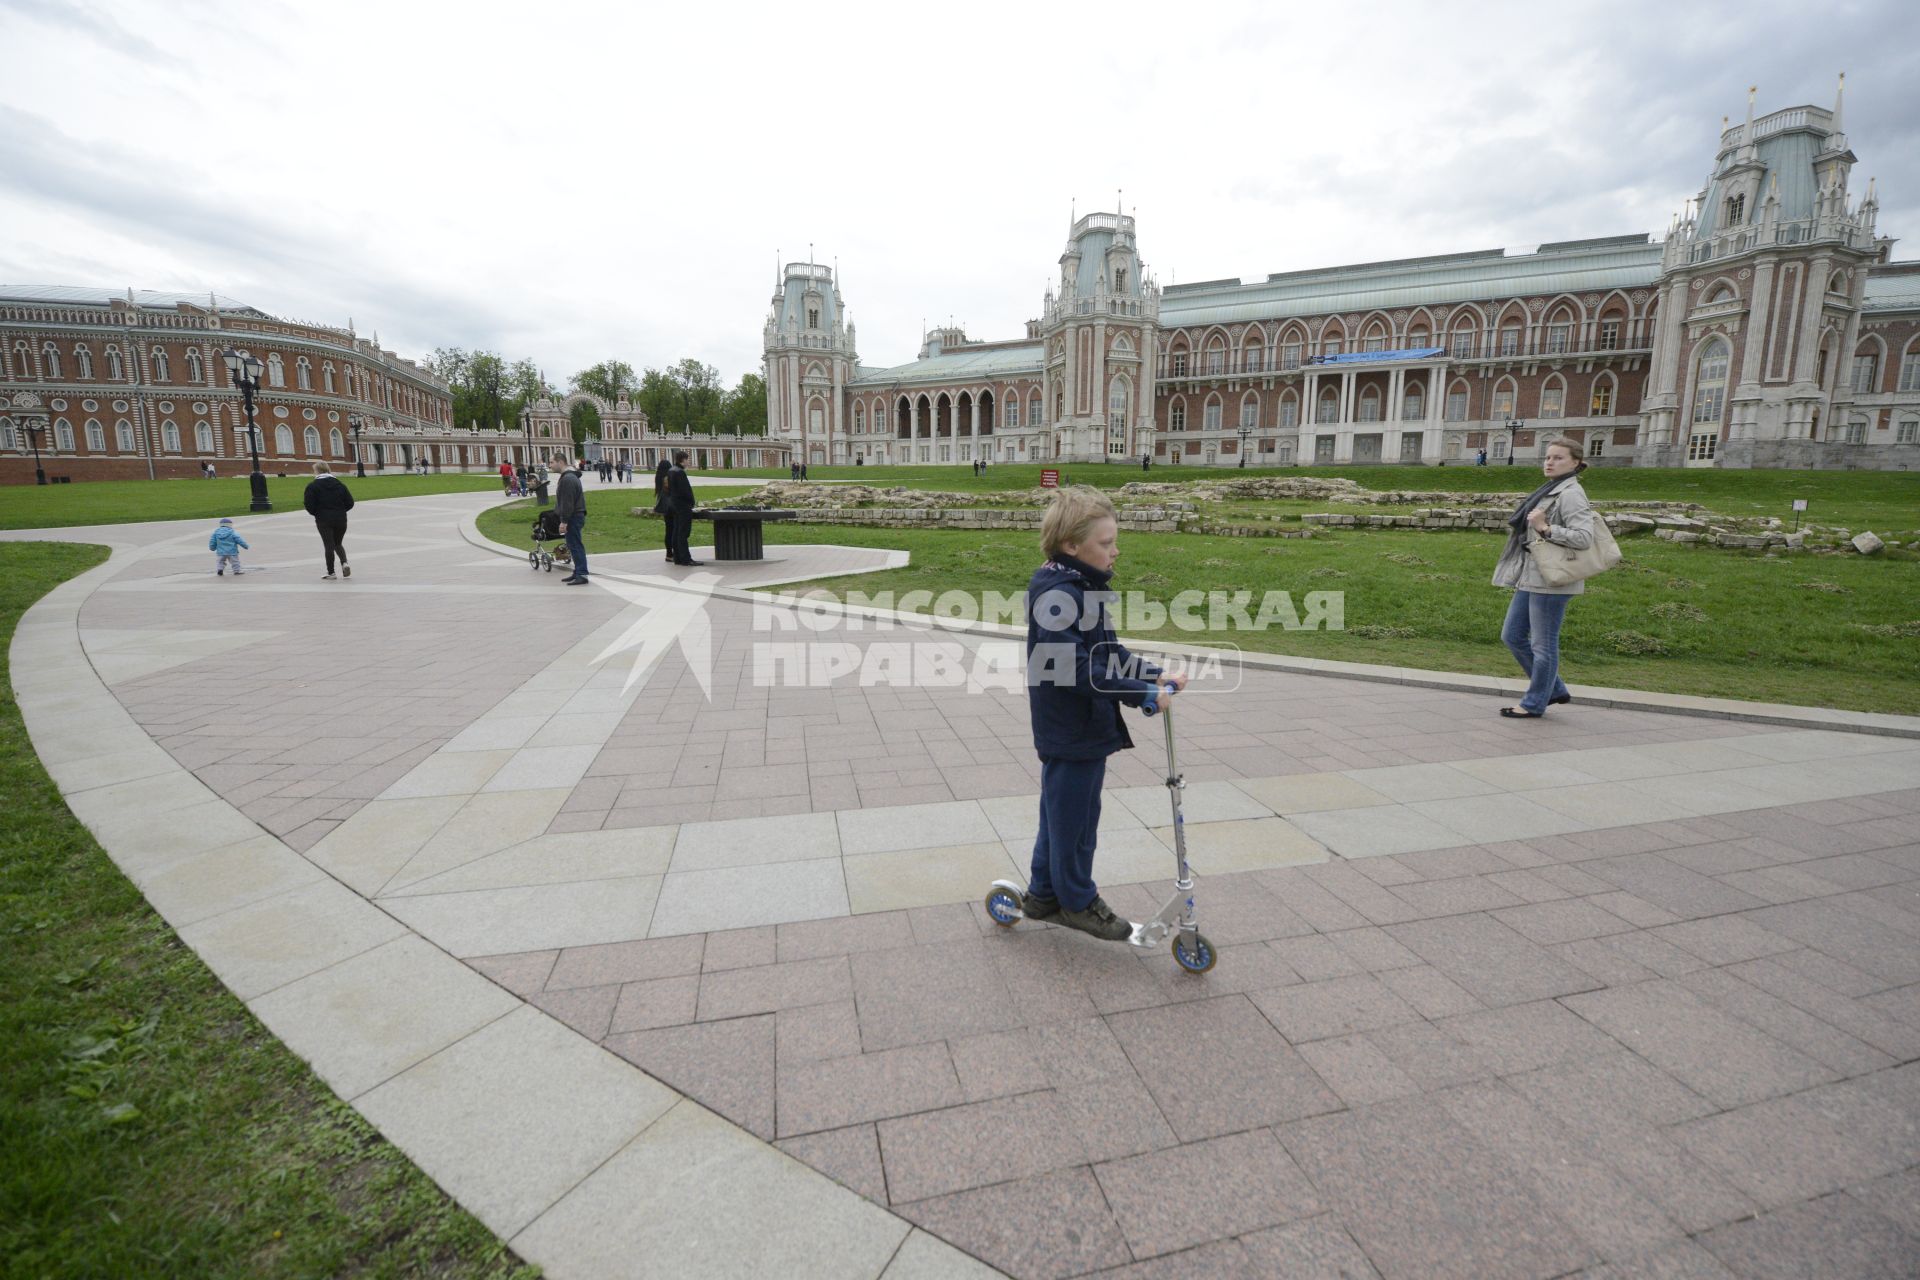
[1529,515,1622,587]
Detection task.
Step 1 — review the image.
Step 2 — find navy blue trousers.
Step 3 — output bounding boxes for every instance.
[563,510,588,578]
[1027,755,1107,912]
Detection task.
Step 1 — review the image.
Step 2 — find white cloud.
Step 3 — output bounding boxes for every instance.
[2,0,1914,387]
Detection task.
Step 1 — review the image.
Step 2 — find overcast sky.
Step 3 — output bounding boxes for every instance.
[3,0,1916,390]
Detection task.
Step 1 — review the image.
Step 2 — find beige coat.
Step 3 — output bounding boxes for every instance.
[1491,476,1596,596]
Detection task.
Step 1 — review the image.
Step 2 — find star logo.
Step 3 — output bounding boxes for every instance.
[589,573,719,698]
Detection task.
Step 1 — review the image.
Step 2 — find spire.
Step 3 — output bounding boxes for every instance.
[1741,85,1756,145]
[1833,71,1845,131]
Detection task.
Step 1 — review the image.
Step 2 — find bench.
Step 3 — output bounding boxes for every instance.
[693,508,797,561]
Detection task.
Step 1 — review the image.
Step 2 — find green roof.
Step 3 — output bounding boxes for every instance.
[1158,239,1662,329]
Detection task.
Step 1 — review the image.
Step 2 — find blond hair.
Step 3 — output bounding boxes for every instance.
[1040,486,1118,559]
[312,462,331,475]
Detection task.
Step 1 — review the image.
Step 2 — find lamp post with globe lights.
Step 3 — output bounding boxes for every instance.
[1505,418,1524,466]
[348,412,367,478]
[222,348,271,511]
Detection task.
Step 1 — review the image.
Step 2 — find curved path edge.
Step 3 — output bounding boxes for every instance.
[11,536,1003,1280]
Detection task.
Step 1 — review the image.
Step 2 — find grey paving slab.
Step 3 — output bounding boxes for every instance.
[896,1167,1131,1280]
[251,935,521,1100]
[380,874,662,957]
[604,1014,776,1140]
[357,1005,677,1238]
[1106,995,1341,1140]
[514,1099,910,1280]
[1280,1095,1593,1280]
[1561,981,1836,1108]
[1094,1127,1321,1261]
[1695,1187,1920,1280]
[1386,913,1601,1007]
[649,857,850,936]
[176,878,410,1001]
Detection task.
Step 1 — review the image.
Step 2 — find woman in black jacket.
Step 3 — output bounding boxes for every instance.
[302,462,355,579]
[652,458,674,563]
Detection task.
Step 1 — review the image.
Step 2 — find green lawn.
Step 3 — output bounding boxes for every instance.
[0,474,505,530]
[706,464,1920,533]
[476,501,1920,715]
[0,543,538,1278]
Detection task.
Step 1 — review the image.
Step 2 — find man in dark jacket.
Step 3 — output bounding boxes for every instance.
[302,462,355,579]
[665,451,700,566]
[554,456,589,585]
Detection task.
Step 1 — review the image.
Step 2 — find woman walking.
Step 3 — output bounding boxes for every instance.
[1492,438,1595,718]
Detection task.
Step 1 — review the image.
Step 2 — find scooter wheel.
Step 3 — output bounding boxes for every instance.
[1173,932,1216,974]
[543,554,554,573]
[984,886,1024,928]
[529,550,540,569]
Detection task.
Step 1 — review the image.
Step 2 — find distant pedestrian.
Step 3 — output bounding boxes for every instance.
[499,459,515,494]
[801,462,809,480]
[203,461,217,479]
[533,460,551,507]
[555,456,590,585]
[1141,454,1150,472]
[302,462,355,580]
[1476,448,1488,466]
[1493,438,1596,719]
[208,517,249,576]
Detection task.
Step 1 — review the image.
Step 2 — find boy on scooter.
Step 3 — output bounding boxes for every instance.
[1023,488,1185,940]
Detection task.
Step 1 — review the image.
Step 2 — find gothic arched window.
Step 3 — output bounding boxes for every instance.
[1691,339,1730,425]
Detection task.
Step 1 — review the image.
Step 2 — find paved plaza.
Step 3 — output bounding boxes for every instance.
[10,489,1920,1279]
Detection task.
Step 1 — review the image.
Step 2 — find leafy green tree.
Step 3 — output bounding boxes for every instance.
[721,372,767,435]
[670,358,725,434]
[637,368,678,433]
[569,399,600,445]
[572,360,638,405]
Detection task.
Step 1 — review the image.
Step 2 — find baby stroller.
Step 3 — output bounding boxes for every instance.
[528,509,571,573]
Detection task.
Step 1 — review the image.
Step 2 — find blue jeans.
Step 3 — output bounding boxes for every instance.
[1028,756,1106,912]
[564,510,588,578]
[1502,590,1572,714]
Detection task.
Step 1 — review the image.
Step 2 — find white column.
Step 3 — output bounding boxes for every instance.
[1426,365,1445,461]
[1340,371,1356,424]
[910,397,921,460]
[970,392,980,458]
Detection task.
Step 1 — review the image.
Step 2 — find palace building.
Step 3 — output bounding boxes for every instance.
[0,288,484,483]
[0,287,786,484]
[765,88,1920,469]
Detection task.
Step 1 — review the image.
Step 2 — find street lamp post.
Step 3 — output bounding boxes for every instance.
[348,412,366,478]
[20,415,49,486]
[1505,418,1524,466]
[520,403,534,472]
[1237,423,1252,468]
[222,348,271,511]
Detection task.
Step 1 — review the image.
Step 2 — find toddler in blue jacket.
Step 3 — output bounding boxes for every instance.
[209,517,249,576]
[1024,488,1184,940]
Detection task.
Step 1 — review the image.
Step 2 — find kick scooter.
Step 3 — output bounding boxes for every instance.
[984,691,1217,974]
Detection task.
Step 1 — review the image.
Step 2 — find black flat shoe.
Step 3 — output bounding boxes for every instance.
[1550,693,1572,706]
[1500,707,1543,718]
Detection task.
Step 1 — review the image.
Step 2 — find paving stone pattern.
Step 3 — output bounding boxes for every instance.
[56,492,1920,1278]
[478,795,1920,1279]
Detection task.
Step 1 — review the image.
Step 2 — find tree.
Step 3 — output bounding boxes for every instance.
[637,368,677,434]
[572,360,638,405]
[721,372,767,435]
[569,399,599,446]
[670,358,725,434]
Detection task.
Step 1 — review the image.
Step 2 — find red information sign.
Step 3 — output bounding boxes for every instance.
[1040,469,1060,488]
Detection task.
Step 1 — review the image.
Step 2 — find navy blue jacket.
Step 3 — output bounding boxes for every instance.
[1026,554,1162,761]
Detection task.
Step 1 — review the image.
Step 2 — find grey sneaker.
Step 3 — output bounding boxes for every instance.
[342,563,351,578]
[1021,891,1060,921]
[1058,895,1132,942]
